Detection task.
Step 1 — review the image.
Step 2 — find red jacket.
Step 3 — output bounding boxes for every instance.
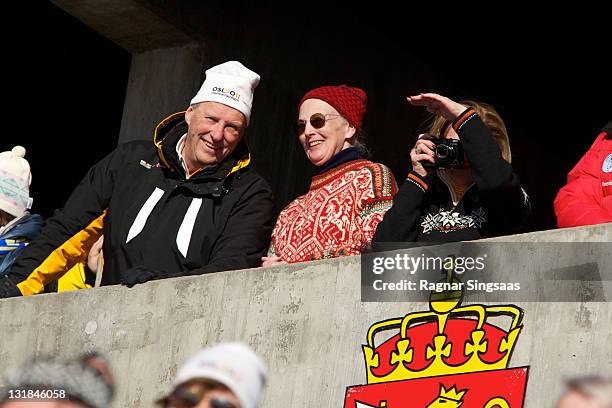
[554,122,612,227]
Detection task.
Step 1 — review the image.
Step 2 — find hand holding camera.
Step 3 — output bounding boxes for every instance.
[408,93,468,177]
[410,134,436,177]
[411,134,466,177]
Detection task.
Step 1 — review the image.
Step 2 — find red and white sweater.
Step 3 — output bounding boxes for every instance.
[270,159,397,263]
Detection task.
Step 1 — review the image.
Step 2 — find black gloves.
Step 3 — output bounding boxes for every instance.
[121,266,167,288]
[0,275,22,298]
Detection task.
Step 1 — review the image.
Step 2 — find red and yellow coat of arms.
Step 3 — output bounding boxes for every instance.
[344,292,528,407]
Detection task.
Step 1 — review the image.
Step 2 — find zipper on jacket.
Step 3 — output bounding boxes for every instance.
[437,169,475,211]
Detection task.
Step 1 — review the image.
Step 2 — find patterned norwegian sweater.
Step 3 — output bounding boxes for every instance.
[270,159,397,263]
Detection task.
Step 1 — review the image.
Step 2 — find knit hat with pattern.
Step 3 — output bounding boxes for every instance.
[0,146,32,218]
[299,85,367,131]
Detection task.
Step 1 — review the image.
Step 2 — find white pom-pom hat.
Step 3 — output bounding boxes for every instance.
[0,146,33,218]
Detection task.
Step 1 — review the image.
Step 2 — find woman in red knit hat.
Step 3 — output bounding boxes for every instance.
[262,85,397,265]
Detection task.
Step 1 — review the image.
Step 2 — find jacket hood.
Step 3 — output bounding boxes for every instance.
[153,112,251,179]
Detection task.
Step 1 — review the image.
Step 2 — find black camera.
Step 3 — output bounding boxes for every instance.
[423,139,464,168]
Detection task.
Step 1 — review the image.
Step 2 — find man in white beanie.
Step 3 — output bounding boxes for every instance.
[157,343,267,408]
[1,61,274,297]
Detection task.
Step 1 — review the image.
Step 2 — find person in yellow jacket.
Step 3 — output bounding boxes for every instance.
[7,213,104,294]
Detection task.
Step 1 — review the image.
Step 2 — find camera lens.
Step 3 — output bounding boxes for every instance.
[436,145,449,159]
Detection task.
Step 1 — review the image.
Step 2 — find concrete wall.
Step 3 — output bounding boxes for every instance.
[50,0,195,52]
[1,223,611,407]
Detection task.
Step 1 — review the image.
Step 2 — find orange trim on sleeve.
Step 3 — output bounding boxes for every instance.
[452,107,477,131]
[407,172,429,191]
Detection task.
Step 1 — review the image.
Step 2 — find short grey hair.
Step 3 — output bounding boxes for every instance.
[350,129,370,158]
[565,376,612,407]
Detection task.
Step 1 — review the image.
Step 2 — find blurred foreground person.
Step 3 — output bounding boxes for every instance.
[157,343,267,408]
[80,352,115,403]
[0,355,114,408]
[556,376,612,408]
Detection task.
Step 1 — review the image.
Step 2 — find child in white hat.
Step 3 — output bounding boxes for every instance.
[0,146,43,275]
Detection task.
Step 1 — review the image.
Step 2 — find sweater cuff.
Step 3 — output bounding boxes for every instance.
[452,107,478,132]
[405,171,430,194]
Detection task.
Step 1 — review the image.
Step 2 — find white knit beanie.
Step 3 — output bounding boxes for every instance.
[190,61,261,126]
[173,342,267,408]
[0,146,32,218]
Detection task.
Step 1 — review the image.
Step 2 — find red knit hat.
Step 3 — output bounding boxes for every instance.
[299,85,367,131]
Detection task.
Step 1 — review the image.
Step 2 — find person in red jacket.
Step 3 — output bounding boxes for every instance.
[554,121,612,227]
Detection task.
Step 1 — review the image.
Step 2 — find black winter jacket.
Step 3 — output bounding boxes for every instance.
[5,112,274,295]
[373,108,529,244]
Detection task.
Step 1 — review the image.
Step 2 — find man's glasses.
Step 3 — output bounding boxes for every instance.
[293,113,341,135]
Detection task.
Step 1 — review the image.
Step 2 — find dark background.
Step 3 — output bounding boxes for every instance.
[3,1,609,232]
[3,1,130,219]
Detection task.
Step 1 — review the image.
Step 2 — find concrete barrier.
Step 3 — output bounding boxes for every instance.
[1,223,611,407]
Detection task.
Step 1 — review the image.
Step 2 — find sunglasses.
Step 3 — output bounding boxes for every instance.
[162,387,238,408]
[293,113,341,135]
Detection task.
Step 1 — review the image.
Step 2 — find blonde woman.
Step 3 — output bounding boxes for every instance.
[374,93,528,243]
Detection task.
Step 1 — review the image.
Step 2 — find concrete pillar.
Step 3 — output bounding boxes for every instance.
[118,44,204,143]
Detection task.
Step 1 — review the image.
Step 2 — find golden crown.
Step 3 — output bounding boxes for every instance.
[362,294,523,384]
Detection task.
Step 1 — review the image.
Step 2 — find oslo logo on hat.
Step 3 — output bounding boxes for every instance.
[212,86,241,102]
[190,61,260,126]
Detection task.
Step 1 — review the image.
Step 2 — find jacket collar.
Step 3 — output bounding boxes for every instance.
[316,147,361,174]
[0,213,43,239]
[153,112,251,180]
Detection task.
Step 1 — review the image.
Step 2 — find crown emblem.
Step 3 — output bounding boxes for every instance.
[426,385,467,407]
[362,276,524,384]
